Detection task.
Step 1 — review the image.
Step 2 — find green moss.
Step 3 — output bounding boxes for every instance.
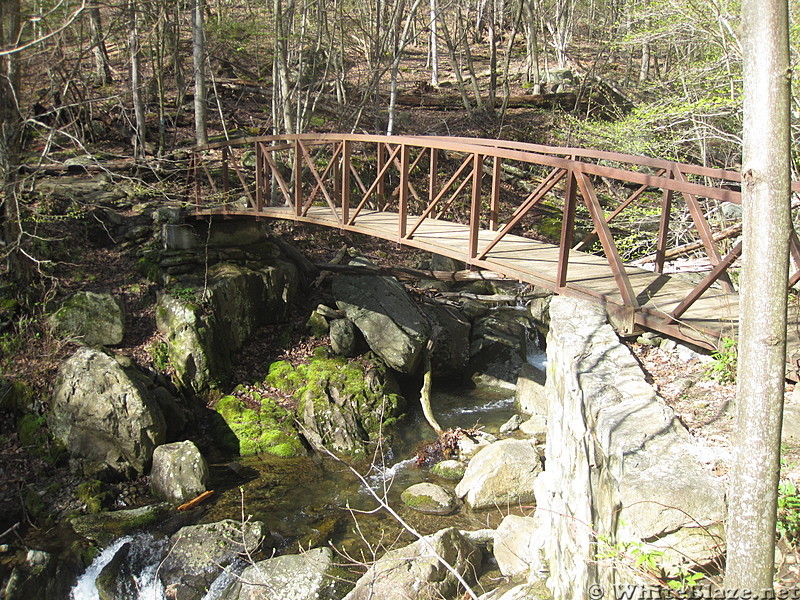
[265,355,405,441]
[214,394,304,457]
[76,480,110,514]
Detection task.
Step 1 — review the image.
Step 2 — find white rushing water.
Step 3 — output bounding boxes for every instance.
[71,533,166,600]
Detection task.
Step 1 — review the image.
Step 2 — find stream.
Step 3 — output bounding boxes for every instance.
[71,342,545,600]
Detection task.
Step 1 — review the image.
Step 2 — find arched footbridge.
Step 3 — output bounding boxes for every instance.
[188,133,800,379]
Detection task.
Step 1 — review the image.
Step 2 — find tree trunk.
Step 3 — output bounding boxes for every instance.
[429,0,438,86]
[129,1,147,158]
[725,0,791,594]
[193,0,208,146]
[88,0,113,85]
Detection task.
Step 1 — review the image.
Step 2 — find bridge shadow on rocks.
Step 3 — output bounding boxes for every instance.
[188,133,800,379]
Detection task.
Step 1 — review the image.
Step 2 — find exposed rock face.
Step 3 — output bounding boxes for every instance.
[50,291,125,346]
[219,547,342,600]
[49,347,167,478]
[534,297,726,599]
[343,528,481,600]
[150,441,209,504]
[156,261,298,391]
[332,259,431,374]
[401,483,458,515]
[160,519,265,600]
[455,439,542,509]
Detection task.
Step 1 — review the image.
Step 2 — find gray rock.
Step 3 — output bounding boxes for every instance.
[1,549,75,600]
[219,547,341,600]
[156,261,298,391]
[160,519,265,600]
[455,439,542,509]
[50,291,124,346]
[457,430,496,460]
[332,259,431,373]
[329,318,362,357]
[343,528,481,600]
[422,303,471,378]
[294,362,404,460]
[50,347,166,478]
[150,441,209,504]
[163,224,200,251]
[401,483,458,515]
[493,514,546,577]
[515,363,548,417]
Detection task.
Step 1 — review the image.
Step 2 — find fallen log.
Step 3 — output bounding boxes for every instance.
[177,490,215,511]
[314,262,510,282]
[633,223,742,265]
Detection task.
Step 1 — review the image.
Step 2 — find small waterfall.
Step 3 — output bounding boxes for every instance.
[525,325,547,371]
[71,533,167,600]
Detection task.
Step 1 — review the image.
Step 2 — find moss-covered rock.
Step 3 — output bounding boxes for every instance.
[75,480,110,514]
[265,355,404,459]
[214,392,305,458]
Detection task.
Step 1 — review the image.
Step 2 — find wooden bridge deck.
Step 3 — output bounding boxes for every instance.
[207,204,800,378]
[188,134,800,380]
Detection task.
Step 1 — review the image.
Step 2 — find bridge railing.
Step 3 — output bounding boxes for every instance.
[188,133,800,340]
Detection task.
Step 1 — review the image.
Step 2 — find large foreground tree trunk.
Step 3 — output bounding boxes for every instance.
[725,0,791,594]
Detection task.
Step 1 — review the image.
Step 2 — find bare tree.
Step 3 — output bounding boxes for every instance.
[725,0,791,594]
[193,0,208,145]
[129,0,147,158]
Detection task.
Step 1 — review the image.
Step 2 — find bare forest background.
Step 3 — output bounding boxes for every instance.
[1,0,796,175]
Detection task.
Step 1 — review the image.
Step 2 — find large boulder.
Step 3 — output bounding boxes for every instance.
[156,261,298,392]
[343,528,481,600]
[265,356,404,459]
[49,347,166,478]
[150,441,209,504]
[219,547,343,600]
[50,291,124,346]
[159,519,265,600]
[455,439,542,509]
[332,259,431,373]
[534,297,726,598]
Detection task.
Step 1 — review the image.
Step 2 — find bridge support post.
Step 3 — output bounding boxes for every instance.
[468,153,485,261]
[556,168,577,290]
[398,144,410,238]
[342,140,351,226]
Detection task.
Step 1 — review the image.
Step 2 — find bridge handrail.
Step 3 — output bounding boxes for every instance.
[194,132,800,199]
[188,133,800,345]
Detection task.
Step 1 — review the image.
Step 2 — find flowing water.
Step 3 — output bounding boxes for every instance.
[71,355,543,600]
